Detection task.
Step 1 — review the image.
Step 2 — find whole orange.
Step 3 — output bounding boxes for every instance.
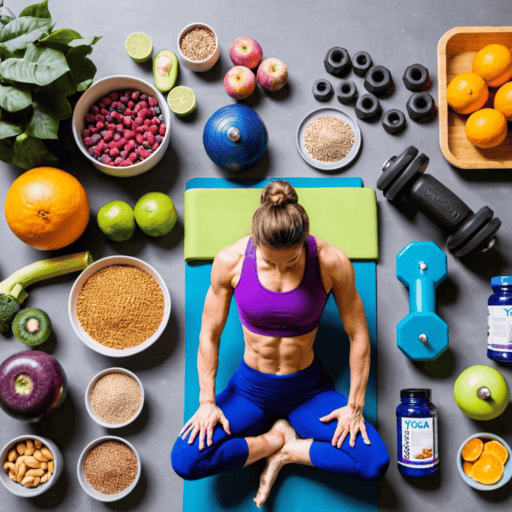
[447,72,489,114]
[4,167,90,250]
[494,82,512,121]
[472,44,512,87]
[465,108,508,149]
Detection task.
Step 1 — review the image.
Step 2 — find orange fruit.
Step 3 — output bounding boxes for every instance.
[462,437,484,462]
[4,167,90,251]
[472,44,512,87]
[447,72,489,114]
[463,460,475,478]
[494,82,512,121]
[471,451,504,485]
[465,108,508,148]
[484,440,509,464]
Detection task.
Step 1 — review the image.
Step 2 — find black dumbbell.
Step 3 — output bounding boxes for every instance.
[406,92,436,122]
[312,79,333,101]
[377,146,502,258]
[336,80,357,104]
[352,51,372,77]
[355,94,381,120]
[364,65,394,96]
[382,109,406,134]
[324,47,351,76]
[403,64,431,92]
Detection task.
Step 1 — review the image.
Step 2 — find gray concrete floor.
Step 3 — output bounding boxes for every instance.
[1,0,512,510]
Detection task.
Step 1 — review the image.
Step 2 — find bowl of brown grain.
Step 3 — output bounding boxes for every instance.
[177,22,220,72]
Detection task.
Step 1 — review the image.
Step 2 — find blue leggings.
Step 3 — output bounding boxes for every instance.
[171,358,389,481]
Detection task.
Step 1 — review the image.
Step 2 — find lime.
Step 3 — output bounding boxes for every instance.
[167,86,196,117]
[134,192,178,237]
[125,32,153,63]
[97,200,136,242]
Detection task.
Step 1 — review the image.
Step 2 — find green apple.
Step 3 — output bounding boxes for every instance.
[97,200,136,242]
[454,365,510,421]
[134,192,178,237]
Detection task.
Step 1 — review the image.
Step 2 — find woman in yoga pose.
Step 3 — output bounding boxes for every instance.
[171,180,389,508]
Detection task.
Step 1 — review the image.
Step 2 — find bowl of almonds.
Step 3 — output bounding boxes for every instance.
[0,435,62,497]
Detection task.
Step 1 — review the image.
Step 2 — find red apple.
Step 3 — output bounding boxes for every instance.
[224,66,256,100]
[257,58,288,91]
[230,37,262,69]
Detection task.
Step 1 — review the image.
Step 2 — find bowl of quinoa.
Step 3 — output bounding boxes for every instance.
[68,255,171,357]
[86,368,144,428]
[177,22,220,72]
[77,436,140,501]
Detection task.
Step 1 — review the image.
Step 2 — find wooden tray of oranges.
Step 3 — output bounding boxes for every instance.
[438,27,512,169]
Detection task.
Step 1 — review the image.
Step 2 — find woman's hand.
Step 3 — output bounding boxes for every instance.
[320,405,371,448]
[180,402,231,451]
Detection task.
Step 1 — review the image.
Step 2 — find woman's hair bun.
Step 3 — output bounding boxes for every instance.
[260,180,298,207]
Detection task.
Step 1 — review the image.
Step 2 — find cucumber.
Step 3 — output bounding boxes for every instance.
[12,308,51,347]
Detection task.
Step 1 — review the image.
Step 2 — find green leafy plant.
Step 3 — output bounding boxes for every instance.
[0,0,100,168]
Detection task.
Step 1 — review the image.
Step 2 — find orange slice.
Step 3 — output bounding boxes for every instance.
[462,437,484,462]
[463,460,475,478]
[472,452,504,485]
[483,440,509,464]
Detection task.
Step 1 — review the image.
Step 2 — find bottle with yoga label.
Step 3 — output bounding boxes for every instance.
[488,276,512,362]
[396,389,439,477]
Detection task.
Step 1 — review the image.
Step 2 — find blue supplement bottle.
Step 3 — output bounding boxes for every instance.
[488,276,512,362]
[397,389,438,477]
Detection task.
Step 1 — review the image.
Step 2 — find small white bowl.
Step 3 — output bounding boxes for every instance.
[177,22,220,72]
[72,75,171,177]
[77,436,141,501]
[85,368,144,428]
[68,255,171,357]
[0,435,63,497]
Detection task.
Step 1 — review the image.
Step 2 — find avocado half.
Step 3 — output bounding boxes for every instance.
[153,50,178,93]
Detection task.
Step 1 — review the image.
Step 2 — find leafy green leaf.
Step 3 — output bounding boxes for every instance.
[69,57,96,92]
[0,84,32,112]
[40,28,81,45]
[68,35,101,48]
[12,132,58,169]
[0,43,69,86]
[0,139,13,163]
[26,102,59,139]
[0,17,52,48]
[33,75,74,120]
[19,0,51,19]
[0,120,22,139]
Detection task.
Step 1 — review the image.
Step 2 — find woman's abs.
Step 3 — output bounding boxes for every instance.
[242,326,317,375]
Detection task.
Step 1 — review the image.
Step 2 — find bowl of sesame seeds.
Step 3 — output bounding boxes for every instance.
[77,436,140,501]
[85,368,144,428]
[177,22,220,72]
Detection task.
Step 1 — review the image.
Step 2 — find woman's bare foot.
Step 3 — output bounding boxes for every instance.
[253,419,298,509]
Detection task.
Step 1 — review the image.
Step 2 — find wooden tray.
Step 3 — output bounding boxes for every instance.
[438,26,512,169]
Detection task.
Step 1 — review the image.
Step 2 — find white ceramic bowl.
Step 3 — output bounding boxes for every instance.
[68,255,171,357]
[457,433,512,490]
[0,435,63,497]
[177,22,220,72]
[77,436,141,501]
[85,367,145,428]
[72,75,171,177]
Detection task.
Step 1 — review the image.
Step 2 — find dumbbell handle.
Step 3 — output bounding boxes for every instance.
[408,174,473,233]
[408,271,436,315]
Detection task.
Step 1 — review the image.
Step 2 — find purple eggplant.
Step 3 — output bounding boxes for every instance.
[0,351,67,422]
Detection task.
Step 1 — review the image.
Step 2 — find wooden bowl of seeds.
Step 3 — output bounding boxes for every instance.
[0,435,62,497]
[85,368,144,428]
[177,22,220,71]
[77,436,140,501]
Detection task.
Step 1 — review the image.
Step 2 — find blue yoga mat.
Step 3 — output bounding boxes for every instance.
[182,177,378,512]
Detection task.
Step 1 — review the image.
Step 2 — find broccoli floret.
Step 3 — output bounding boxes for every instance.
[0,293,21,332]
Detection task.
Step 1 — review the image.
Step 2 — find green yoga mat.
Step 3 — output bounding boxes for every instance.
[184,187,378,261]
[182,177,379,512]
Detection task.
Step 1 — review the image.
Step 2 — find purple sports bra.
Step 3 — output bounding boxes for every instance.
[234,235,328,337]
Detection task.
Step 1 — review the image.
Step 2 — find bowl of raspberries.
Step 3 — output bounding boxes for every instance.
[72,75,170,177]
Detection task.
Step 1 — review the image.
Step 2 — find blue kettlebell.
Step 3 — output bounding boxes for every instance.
[396,241,449,361]
[203,104,268,171]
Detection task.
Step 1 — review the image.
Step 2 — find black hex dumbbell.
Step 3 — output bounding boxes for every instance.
[364,66,394,96]
[355,94,381,120]
[312,79,333,101]
[406,92,436,122]
[403,64,431,92]
[336,79,357,104]
[324,47,351,77]
[377,146,502,258]
[352,51,372,77]
[382,109,406,134]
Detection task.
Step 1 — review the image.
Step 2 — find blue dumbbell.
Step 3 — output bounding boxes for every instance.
[396,241,449,361]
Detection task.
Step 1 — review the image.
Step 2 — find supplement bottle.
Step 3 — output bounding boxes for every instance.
[397,389,438,477]
[488,276,512,362]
